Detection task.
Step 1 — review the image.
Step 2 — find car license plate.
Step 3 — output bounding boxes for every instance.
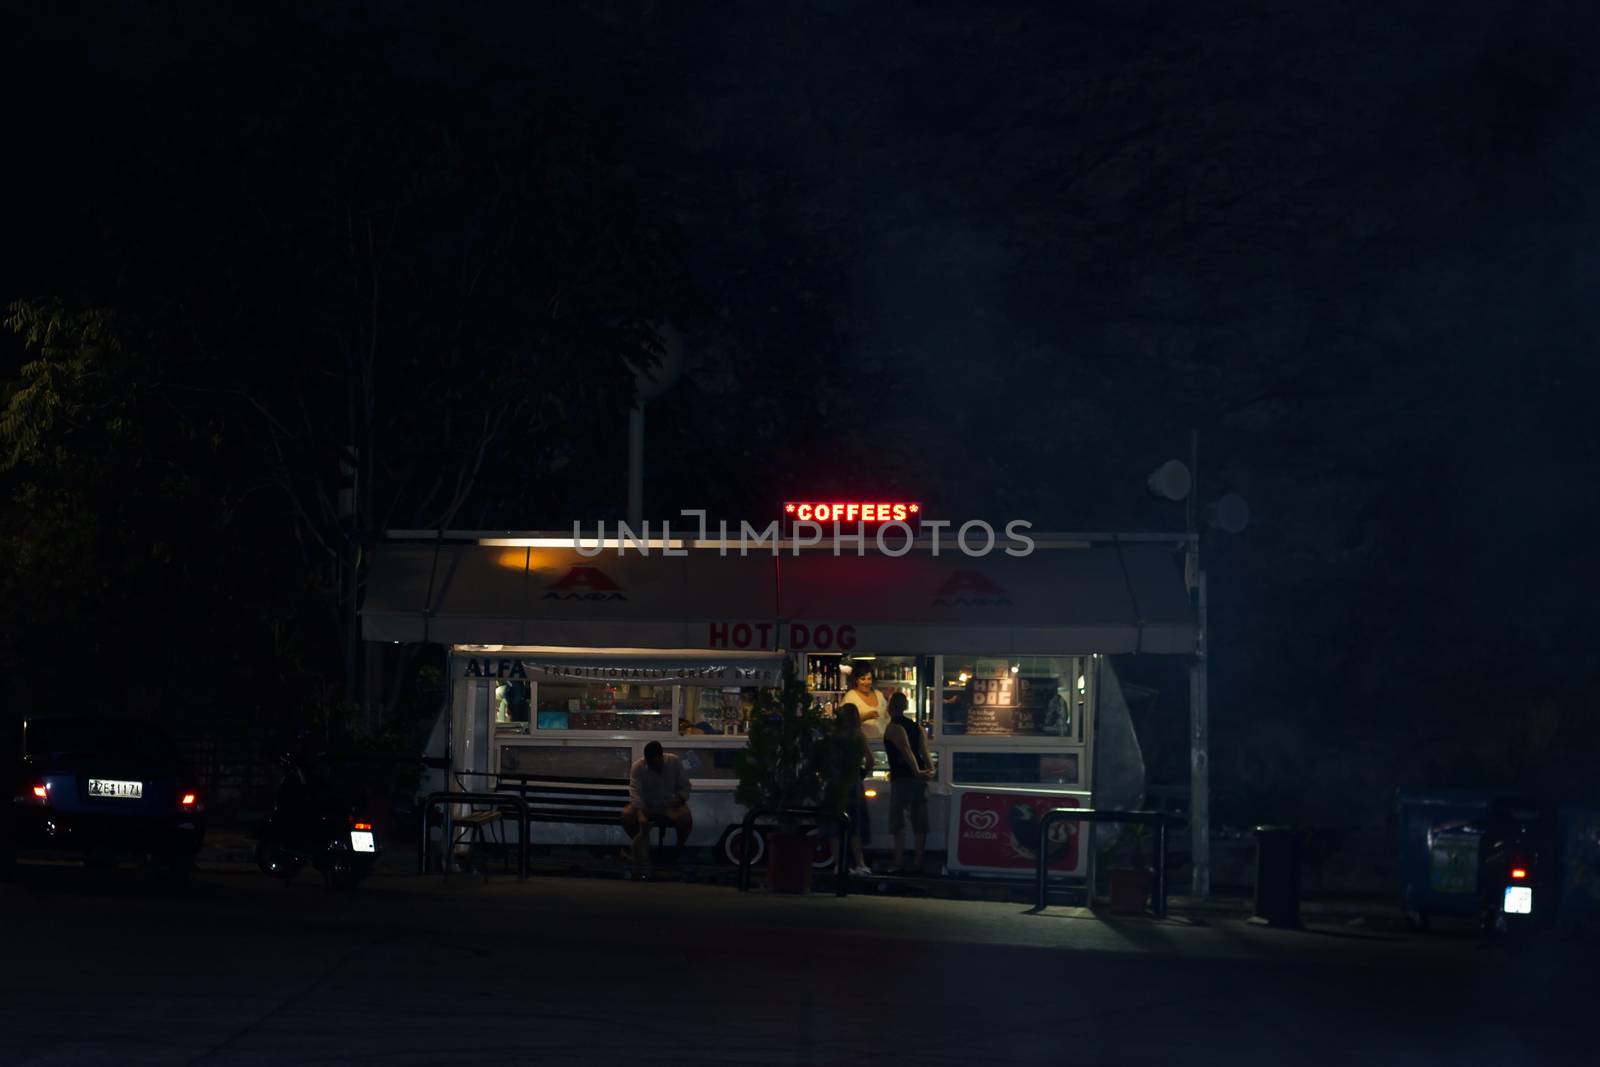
[88,779,143,799]
[350,831,376,853]
[1504,885,1533,914]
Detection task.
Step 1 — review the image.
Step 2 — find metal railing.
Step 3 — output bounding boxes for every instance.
[735,807,854,897]
[1034,808,1179,918]
[419,791,531,880]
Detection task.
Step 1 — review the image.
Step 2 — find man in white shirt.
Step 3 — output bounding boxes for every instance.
[622,741,693,867]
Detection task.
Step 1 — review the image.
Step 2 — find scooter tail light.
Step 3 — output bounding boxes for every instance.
[1510,867,1528,880]
[352,822,373,831]
[31,783,49,801]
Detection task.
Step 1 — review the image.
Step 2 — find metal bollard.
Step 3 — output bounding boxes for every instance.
[1252,825,1302,928]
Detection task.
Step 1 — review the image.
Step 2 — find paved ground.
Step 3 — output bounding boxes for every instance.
[1,862,1590,1065]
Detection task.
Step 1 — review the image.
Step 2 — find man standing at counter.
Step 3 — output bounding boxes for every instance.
[623,741,693,867]
[883,692,934,874]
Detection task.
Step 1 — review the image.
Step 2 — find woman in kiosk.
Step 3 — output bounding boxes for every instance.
[841,662,889,741]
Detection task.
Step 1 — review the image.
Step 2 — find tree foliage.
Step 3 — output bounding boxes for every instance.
[735,663,852,835]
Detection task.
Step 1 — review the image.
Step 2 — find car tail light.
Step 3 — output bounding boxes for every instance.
[1510,867,1528,880]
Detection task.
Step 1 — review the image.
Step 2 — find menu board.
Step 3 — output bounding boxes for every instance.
[965,676,1018,735]
[947,675,1066,736]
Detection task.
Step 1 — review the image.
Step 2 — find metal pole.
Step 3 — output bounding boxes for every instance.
[836,812,851,898]
[627,404,644,528]
[1186,429,1210,899]
[1191,570,1210,898]
[1155,817,1169,919]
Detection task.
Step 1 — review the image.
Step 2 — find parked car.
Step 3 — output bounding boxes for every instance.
[2,714,205,883]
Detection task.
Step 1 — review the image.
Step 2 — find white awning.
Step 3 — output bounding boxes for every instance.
[361,538,1196,656]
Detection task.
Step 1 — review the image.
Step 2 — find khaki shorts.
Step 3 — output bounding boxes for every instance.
[889,779,928,834]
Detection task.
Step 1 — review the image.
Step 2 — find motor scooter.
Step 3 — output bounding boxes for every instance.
[257,752,379,890]
[1478,797,1557,934]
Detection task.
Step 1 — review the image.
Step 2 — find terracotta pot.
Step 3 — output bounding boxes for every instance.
[766,833,815,894]
[1108,867,1153,914]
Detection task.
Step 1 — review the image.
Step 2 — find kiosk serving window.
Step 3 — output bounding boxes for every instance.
[940,656,1088,739]
[680,687,755,736]
[533,681,672,732]
[492,680,533,734]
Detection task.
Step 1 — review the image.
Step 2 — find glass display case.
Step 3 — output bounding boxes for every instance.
[680,687,755,736]
[533,680,673,732]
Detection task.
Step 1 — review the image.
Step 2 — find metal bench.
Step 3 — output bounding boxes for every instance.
[499,773,681,856]
[435,772,678,878]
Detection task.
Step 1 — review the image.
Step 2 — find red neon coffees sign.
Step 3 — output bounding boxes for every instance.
[784,501,921,523]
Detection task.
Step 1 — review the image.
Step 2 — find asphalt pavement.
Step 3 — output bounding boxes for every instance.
[0,863,1590,1065]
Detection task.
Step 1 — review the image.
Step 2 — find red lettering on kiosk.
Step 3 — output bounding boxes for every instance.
[708,620,856,651]
[782,501,922,523]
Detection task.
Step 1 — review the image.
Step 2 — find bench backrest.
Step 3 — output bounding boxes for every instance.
[495,774,632,815]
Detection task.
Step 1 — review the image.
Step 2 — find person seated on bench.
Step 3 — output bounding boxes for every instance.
[623,741,692,866]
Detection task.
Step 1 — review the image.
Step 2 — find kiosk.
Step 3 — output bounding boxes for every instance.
[362,530,1196,878]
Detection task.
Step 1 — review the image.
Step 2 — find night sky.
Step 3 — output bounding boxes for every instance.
[3,2,1597,839]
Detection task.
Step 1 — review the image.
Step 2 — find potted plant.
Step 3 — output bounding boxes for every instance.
[734,660,850,893]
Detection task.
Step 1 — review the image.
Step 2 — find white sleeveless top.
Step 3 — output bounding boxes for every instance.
[842,688,888,740]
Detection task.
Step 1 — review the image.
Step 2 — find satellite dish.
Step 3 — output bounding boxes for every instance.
[1207,493,1250,533]
[1146,460,1192,502]
[627,321,684,403]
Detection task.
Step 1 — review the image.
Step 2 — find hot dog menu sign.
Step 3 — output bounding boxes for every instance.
[953,790,1083,874]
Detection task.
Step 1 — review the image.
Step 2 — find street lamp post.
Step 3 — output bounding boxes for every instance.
[1186,431,1210,899]
[624,323,683,529]
[1150,434,1246,900]
[1188,549,1211,899]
